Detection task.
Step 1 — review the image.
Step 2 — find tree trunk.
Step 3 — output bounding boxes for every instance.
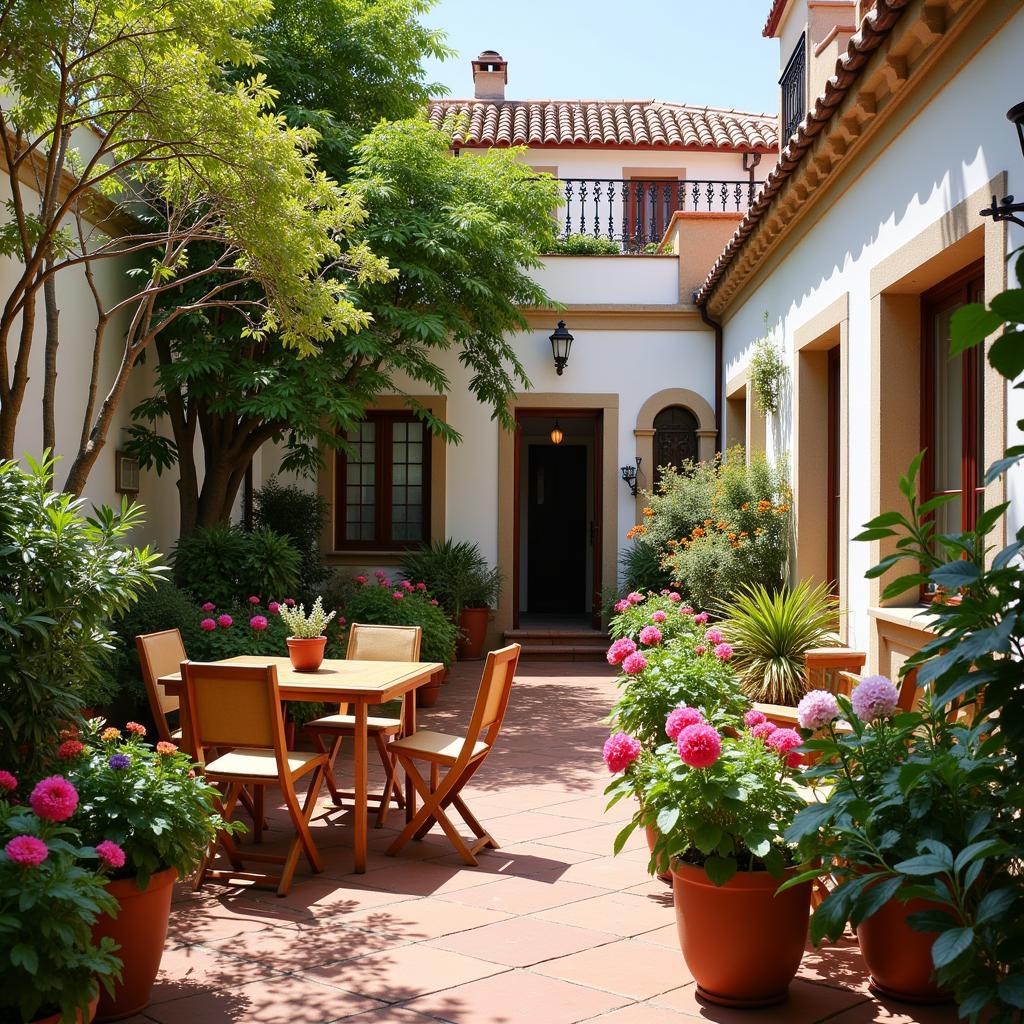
[0,300,38,460]
[42,264,59,453]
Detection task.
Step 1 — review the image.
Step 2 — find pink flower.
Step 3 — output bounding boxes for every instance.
[613,599,629,614]
[660,589,671,596]
[250,615,268,631]
[268,601,280,613]
[694,644,707,656]
[744,709,767,728]
[430,599,439,606]
[851,676,900,722]
[95,840,126,870]
[29,776,78,822]
[217,614,233,628]
[651,610,667,623]
[603,732,642,773]
[248,595,260,605]
[606,637,637,666]
[338,616,347,626]
[58,739,84,759]
[374,570,386,580]
[677,723,722,769]
[156,741,177,755]
[392,591,404,601]
[356,575,368,585]
[797,690,841,731]
[622,651,648,675]
[416,582,427,591]
[667,592,682,603]
[284,598,296,607]
[627,591,645,605]
[666,706,704,739]
[679,605,694,615]
[639,625,662,646]
[200,618,216,631]
[713,642,733,662]
[751,721,778,741]
[766,728,803,767]
[693,611,709,625]
[201,602,216,612]
[0,771,17,794]
[126,721,146,736]
[5,835,48,867]
[704,628,723,645]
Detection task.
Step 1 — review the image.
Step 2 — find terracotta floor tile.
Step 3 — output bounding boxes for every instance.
[337,895,511,940]
[537,822,648,856]
[149,944,277,1004]
[632,923,679,949]
[798,937,871,993]
[534,890,675,937]
[825,997,960,1023]
[439,875,608,914]
[428,915,617,967]
[650,978,869,1021]
[144,972,384,1023]
[166,905,281,945]
[532,939,689,999]
[340,1008,439,1023]
[339,859,504,898]
[559,855,659,891]
[542,794,636,823]
[403,968,630,1023]
[428,842,600,882]
[306,943,506,1003]
[584,1003,691,1022]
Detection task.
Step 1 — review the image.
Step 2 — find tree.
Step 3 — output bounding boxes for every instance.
[129,118,561,532]
[0,0,385,491]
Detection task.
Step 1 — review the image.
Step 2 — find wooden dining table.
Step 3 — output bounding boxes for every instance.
[157,655,443,873]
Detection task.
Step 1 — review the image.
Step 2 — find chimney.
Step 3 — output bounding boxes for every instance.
[472,50,507,101]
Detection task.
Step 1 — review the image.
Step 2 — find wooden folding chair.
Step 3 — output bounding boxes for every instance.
[386,643,521,866]
[135,629,186,744]
[753,646,867,728]
[305,623,421,828]
[183,661,328,897]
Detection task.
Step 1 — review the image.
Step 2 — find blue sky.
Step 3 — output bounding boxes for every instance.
[421,0,780,114]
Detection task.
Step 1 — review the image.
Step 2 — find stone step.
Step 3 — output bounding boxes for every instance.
[504,629,608,646]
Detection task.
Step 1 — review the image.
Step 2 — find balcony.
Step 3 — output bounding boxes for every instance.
[550,177,759,254]
[780,34,807,142]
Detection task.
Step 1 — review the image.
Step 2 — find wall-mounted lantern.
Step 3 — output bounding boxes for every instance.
[549,320,573,376]
[549,419,564,445]
[981,101,1024,227]
[115,450,140,495]
[620,457,641,497]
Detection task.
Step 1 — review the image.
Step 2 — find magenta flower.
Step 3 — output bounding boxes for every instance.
[602,732,642,774]
[217,614,233,628]
[201,602,216,612]
[651,610,667,623]
[851,676,900,722]
[401,580,414,592]
[744,709,767,728]
[622,651,648,675]
[430,599,439,606]
[713,642,733,661]
[679,605,694,615]
[626,591,645,605]
[95,840,126,870]
[5,835,48,867]
[693,611,709,625]
[704,628,723,645]
[250,615,268,631]
[666,706,704,740]
[677,723,722,769]
[248,595,260,605]
[660,589,671,596]
[200,618,216,632]
[613,599,629,614]
[338,616,347,626]
[751,721,778,741]
[356,575,368,585]
[374,570,386,580]
[797,690,841,731]
[667,592,682,603]
[29,776,78,822]
[392,591,404,601]
[284,598,296,607]
[694,644,707,656]
[639,625,663,646]
[606,637,637,666]
[268,601,280,613]
[0,771,17,793]
[767,728,803,767]
[416,582,427,591]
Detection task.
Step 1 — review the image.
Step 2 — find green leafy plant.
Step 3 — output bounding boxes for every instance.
[253,477,329,601]
[617,540,672,596]
[399,539,502,615]
[0,454,163,777]
[547,233,620,255]
[279,596,336,639]
[749,315,787,416]
[0,780,122,1024]
[721,580,838,705]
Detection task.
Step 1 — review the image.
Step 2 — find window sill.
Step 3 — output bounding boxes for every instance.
[867,605,941,635]
[324,550,406,566]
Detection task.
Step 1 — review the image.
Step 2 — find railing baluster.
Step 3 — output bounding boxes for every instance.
[607,181,615,241]
[621,180,629,250]
[593,180,602,237]
[564,180,573,236]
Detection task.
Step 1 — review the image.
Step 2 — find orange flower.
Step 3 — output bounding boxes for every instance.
[703,519,713,527]
[642,507,654,518]
[727,533,736,541]
[754,527,764,536]
[100,727,121,742]
[692,527,705,538]
[739,531,748,538]
[626,524,647,540]
[731,541,740,549]
[741,502,750,511]
[717,521,728,531]
[757,499,772,513]
[667,539,678,547]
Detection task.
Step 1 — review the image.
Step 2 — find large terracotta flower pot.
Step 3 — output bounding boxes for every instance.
[286,635,326,671]
[32,990,99,1023]
[93,866,177,1020]
[672,859,812,1007]
[856,895,950,1004]
[644,823,672,884]
[416,668,445,708]
[456,607,489,660]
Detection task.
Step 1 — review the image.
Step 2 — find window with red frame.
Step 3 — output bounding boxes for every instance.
[920,264,985,593]
[335,413,430,549]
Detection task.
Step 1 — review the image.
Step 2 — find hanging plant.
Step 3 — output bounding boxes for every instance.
[749,316,787,416]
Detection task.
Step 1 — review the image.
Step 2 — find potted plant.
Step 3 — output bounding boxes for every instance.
[611,705,811,1007]
[65,722,237,1019]
[279,596,336,671]
[1,771,121,1023]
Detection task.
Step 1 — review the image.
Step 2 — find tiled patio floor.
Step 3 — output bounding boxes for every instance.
[131,661,959,1023]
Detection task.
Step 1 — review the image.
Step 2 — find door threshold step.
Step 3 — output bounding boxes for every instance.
[505,629,607,644]
[514,643,609,661]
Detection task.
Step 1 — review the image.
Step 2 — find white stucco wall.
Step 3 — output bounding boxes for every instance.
[719,8,1024,652]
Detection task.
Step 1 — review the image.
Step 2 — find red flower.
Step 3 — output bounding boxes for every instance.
[126,721,146,736]
[57,739,84,759]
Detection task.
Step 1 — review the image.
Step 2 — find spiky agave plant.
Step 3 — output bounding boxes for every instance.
[720,580,839,705]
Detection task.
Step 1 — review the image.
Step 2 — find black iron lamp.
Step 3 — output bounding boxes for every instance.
[981,101,1024,228]
[549,320,573,375]
[620,457,641,497]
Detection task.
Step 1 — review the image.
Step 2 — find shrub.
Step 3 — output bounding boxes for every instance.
[617,540,672,596]
[721,580,838,705]
[172,524,300,607]
[253,476,329,601]
[399,539,502,614]
[547,233,620,255]
[0,455,163,777]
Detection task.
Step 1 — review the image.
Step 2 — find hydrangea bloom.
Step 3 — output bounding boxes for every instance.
[665,706,704,740]
[713,642,733,661]
[0,771,17,793]
[602,732,642,773]
[416,582,427,591]
[126,722,146,736]
[200,618,216,632]
[250,615,268,631]
[693,611,709,625]
[694,644,707,656]
[5,835,48,867]
[156,741,178,756]
[627,591,645,605]
[679,605,694,615]
[751,721,778,740]
[248,596,260,605]
[284,598,296,607]
[108,754,131,771]
[356,575,368,585]
[677,723,722,768]
[58,739,84,759]
[622,651,648,675]
[704,628,723,645]
[29,776,78,821]
[606,637,637,666]
[851,675,900,722]
[374,570,386,580]
[744,709,767,728]
[766,728,803,767]
[638,625,663,646]
[797,690,841,731]
[667,593,682,603]
[201,602,216,612]
[651,610,667,623]
[217,614,233,628]
[96,840,126,870]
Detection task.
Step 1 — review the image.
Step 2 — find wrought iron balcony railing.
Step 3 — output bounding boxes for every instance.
[780,34,806,143]
[551,177,760,253]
